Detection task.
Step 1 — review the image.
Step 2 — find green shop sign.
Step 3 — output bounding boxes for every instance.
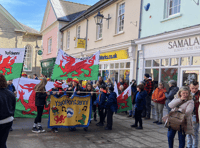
[38,50,43,55]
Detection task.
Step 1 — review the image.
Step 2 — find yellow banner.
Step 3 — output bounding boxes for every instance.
[77,39,86,48]
[100,50,128,62]
[49,95,91,127]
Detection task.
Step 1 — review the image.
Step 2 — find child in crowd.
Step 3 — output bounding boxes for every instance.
[105,87,118,130]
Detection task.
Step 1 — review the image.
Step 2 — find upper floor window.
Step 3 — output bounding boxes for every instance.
[24,45,32,71]
[67,31,70,49]
[97,23,103,40]
[76,26,81,46]
[167,0,181,17]
[48,38,52,53]
[117,2,125,33]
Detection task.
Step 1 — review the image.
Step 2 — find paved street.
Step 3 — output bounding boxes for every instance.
[7,114,185,148]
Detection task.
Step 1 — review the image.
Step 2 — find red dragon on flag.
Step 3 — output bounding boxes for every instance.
[0,55,17,75]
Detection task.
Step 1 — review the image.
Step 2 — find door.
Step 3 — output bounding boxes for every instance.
[180,68,200,87]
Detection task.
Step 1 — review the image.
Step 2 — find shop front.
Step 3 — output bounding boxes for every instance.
[40,58,56,78]
[136,27,200,118]
[99,49,133,84]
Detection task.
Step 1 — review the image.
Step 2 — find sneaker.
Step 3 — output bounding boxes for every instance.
[96,122,104,126]
[131,124,137,128]
[32,127,40,133]
[38,126,45,133]
[136,126,143,130]
[157,122,162,125]
[127,115,132,117]
[52,128,58,133]
[153,121,159,123]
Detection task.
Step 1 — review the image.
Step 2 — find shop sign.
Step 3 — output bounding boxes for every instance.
[77,39,86,48]
[100,50,128,62]
[168,36,200,52]
[38,50,43,55]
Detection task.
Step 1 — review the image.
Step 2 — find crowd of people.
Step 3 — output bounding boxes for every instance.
[0,72,200,148]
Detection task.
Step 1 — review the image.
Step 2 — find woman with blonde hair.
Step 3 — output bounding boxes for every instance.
[106,78,113,89]
[32,78,47,133]
[167,86,194,148]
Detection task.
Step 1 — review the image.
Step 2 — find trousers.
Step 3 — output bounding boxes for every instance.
[107,108,113,129]
[34,106,44,124]
[154,102,164,122]
[168,128,186,148]
[142,95,151,118]
[99,108,107,124]
[135,108,143,127]
[0,121,13,148]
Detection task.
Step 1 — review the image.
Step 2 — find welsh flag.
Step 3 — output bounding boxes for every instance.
[51,49,100,80]
[13,78,54,118]
[0,48,25,80]
[117,84,133,113]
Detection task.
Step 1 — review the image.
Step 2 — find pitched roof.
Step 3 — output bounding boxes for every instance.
[58,10,86,22]
[20,23,41,35]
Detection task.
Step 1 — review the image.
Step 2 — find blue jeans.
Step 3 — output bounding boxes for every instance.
[168,128,186,148]
[165,99,172,114]
[129,104,136,116]
[186,115,199,148]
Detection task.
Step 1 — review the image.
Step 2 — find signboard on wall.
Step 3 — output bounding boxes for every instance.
[100,50,128,62]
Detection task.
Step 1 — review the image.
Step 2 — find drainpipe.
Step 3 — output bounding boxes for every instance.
[136,0,143,83]
[84,16,89,51]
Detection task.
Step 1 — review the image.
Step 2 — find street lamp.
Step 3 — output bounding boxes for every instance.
[35,44,40,74]
[94,11,111,28]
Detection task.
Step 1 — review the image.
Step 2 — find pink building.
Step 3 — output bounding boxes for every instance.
[40,0,90,77]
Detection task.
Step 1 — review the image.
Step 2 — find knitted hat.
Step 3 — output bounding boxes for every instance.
[22,72,27,77]
[144,73,150,78]
[47,78,50,81]
[54,81,63,88]
[72,78,79,84]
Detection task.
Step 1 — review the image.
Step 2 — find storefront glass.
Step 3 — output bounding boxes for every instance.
[145,69,159,89]
[182,70,199,86]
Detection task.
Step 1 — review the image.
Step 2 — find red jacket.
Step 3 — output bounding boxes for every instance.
[152,88,166,104]
[144,79,154,96]
[117,82,128,90]
[194,91,200,123]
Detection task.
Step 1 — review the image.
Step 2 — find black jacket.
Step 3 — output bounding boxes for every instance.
[0,88,16,120]
[35,92,47,106]
[84,89,97,104]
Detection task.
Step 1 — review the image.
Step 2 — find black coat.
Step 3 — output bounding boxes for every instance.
[35,92,47,106]
[84,89,97,105]
[0,88,16,120]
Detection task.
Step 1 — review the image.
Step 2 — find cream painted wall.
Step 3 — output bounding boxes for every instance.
[63,0,141,55]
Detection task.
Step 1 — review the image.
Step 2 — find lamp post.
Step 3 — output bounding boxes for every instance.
[94,11,111,29]
[35,44,40,74]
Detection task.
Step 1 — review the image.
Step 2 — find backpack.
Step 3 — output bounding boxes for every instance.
[162,101,187,133]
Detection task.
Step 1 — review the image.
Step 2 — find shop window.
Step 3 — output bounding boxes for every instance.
[145,69,159,89]
[99,64,102,69]
[126,62,130,68]
[115,63,119,69]
[182,70,199,86]
[171,58,179,66]
[161,58,169,66]
[110,63,114,69]
[145,60,152,67]
[24,45,32,71]
[192,56,200,65]
[120,63,124,68]
[181,57,190,66]
[153,59,160,67]
[102,70,109,81]
[161,68,178,90]
[104,64,109,69]
[110,70,118,83]
[119,70,130,84]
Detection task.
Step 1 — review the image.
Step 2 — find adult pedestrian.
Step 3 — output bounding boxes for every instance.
[131,84,147,129]
[118,85,124,95]
[105,87,118,130]
[167,86,194,148]
[152,82,166,124]
[98,76,106,86]
[165,80,179,113]
[186,81,200,148]
[117,78,128,90]
[106,78,113,89]
[33,74,38,80]
[128,79,137,118]
[0,74,16,148]
[32,78,47,133]
[142,74,154,119]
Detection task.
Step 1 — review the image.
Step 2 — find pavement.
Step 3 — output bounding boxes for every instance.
[7,114,189,148]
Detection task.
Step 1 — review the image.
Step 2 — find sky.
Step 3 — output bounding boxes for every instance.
[0,0,99,31]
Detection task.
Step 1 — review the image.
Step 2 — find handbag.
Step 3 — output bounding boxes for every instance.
[162,101,187,133]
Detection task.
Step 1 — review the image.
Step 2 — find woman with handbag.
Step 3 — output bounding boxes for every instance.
[167,86,194,148]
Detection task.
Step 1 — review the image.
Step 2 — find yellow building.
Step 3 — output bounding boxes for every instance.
[0,5,42,77]
[60,0,141,83]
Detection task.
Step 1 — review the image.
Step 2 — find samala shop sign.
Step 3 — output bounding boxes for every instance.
[168,36,200,52]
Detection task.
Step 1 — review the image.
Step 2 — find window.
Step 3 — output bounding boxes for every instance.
[117,2,125,33]
[145,60,152,67]
[145,69,159,89]
[48,38,52,53]
[153,59,160,67]
[192,56,200,65]
[167,0,181,17]
[97,23,103,40]
[67,31,70,49]
[24,45,32,71]
[76,26,81,46]
[181,57,190,66]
